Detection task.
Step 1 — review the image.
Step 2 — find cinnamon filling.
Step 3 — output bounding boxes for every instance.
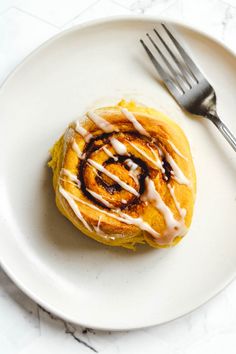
[78,132,172,210]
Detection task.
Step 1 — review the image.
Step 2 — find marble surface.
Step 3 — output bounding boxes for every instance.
[1,0,236,353]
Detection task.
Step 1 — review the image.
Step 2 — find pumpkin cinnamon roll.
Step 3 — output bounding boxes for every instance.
[49,100,196,249]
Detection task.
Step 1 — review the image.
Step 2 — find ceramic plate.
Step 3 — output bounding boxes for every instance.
[0,17,236,331]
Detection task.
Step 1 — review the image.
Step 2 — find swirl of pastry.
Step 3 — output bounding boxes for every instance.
[49,100,196,249]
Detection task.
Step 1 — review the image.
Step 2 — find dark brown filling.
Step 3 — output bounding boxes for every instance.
[162,158,172,182]
[78,132,172,209]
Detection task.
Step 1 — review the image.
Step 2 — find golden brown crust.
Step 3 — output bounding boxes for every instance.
[48,100,196,250]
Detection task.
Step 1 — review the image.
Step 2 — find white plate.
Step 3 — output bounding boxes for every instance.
[0,17,236,331]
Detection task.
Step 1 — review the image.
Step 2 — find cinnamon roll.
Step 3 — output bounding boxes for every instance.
[49,100,196,249]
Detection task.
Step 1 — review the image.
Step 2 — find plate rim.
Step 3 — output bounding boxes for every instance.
[0,15,236,331]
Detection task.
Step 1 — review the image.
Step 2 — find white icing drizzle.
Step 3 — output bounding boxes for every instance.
[93,217,127,241]
[148,145,165,173]
[59,186,91,231]
[125,159,139,185]
[93,215,104,234]
[61,168,81,188]
[142,178,187,241]
[61,189,160,239]
[121,108,149,136]
[102,146,118,161]
[72,140,84,159]
[167,184,186,219]
[158,146,164,157]
[64,127,74,140]
[87,111,117,133]
[75,121,93,142]
[93,218,119,240]
[59,177,79,188]
[125,159,138,171]
[87,159,139,197]
[129,172,139,185]
[86,188,113,208]
[168,140,188,160]
[110,137,128,155]
[119,212,160,238]
[128,141,162,170]
[165,152,190,186]
[121,199,127,204]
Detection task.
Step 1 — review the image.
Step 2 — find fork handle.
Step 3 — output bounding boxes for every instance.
[207,113,236,152]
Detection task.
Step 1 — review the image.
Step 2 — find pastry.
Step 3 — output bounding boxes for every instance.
[49,100,196,249]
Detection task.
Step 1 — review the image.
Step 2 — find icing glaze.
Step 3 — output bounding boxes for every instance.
[88,159,139,197]
[128,141,163,170]
[165,152,190,186]
[110,137,128,155]
[72,140,84,159]
[87,111,117,133]
[168,140,188,160]
[121,108,149,136]
[59,186,91,231]
[142,178,187,241]
[75,121,93,142]
[86,188,113,208]
[61,168,81,188]
[60,188,160,238]
[102,146,118,161]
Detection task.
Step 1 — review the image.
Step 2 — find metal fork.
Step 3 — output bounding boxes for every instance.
[140,24,236,152]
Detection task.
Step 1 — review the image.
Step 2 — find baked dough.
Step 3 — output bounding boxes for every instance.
[49,100,196,249]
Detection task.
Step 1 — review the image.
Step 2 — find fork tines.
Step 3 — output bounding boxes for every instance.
[140,24,203,96]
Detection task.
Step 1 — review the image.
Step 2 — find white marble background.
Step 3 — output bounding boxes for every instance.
[1,0,236,353]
